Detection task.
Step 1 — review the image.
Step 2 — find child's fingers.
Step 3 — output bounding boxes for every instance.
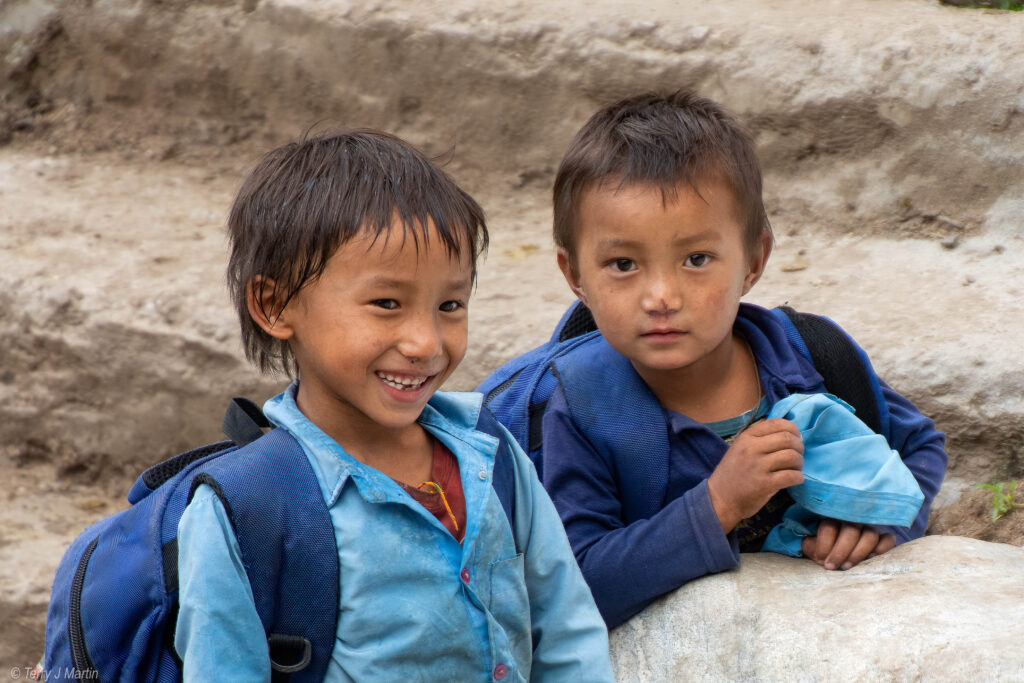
[823,523,863,570]
[764,448,804,473]
[733,430,804,458]
[770,466,804,490]
[800,535,821,564]
[872,533,896,556]
[745,418,802,439]
[810,519,840,562]
[839,527,880,570]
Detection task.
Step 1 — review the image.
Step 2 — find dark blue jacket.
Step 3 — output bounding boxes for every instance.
[541,303,947,628]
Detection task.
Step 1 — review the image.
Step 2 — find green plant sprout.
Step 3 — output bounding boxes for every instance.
[976,481,1022,522]
[941,0,1024,9]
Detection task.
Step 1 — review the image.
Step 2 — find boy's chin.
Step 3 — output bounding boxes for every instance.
[373,407,430,432]
[626,349,702,375]
[608,339,684,366]
[634,360,691,375]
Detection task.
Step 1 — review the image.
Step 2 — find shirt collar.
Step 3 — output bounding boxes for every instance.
[262,383,495,507]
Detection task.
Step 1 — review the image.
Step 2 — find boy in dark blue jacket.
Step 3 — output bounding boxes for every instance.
[537,91,947,627]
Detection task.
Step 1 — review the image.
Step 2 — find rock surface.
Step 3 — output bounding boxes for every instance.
[610,536,1024,682]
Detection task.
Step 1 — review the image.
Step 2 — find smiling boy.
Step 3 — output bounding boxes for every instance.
[535,92,947,627]
[174,131,613,681]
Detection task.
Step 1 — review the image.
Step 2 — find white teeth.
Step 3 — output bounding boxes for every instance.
[377,372,428,391]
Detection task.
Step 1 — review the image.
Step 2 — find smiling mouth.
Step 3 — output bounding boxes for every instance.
[376,372,431,391]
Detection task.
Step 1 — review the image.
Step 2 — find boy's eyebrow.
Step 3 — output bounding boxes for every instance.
[595,231,721,251]
[446,276,474,291]
[364,275,473,290]
[364,276,411,289]
[671,230,721,246]
[595,238,642,251]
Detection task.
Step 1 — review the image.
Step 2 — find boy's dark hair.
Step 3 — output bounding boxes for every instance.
[227,129,488,376]
[553,90,770,258]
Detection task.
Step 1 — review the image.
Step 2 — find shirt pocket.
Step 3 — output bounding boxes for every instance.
[487,553,531,671]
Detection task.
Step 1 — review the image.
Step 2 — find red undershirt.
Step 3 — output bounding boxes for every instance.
[397,438,466,543]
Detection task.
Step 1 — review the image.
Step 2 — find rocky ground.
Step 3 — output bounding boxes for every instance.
[2,0,1023,673]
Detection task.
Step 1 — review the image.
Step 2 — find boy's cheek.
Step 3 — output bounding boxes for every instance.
[446,325,470,369]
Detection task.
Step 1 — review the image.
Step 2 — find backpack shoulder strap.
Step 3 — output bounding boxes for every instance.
[771,306,889,437]
[222,396,272,445]
[188,426,338,683]
[552,335,669,522]
[478,301,601,464]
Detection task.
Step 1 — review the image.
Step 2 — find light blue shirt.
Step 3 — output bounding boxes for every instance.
[175,385,612,682]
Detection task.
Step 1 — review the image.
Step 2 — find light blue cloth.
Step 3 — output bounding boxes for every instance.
[761,393,925,557]
[175,385,612,682]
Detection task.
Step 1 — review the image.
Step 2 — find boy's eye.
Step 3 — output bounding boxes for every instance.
[439,300,464,313]
[372,299,399,310]
[610,258,637,273]
[684,253,710,268]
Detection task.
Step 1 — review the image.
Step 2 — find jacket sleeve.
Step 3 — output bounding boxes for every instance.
[175,484,271,683]
[507,426,615,682]
[875,379,948,542]
[541,383,739,629]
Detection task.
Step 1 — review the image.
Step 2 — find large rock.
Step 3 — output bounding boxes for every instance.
[610,536,1024,682]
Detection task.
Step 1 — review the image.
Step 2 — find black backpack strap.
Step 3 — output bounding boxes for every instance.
[222,396,272,446]
[187,426,338,683]
[475,406,519,552]
[774,306,886,435]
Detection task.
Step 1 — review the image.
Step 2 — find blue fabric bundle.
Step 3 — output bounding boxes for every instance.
[761,393,925,557]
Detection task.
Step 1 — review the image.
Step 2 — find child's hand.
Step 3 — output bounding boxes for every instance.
[707,418,804,533]
[800,519,895,570]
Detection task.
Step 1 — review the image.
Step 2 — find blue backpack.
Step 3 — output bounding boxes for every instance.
[476,300,889,478]
[44,398,518,682]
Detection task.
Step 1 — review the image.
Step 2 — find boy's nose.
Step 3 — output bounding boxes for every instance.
[398,315,443,361]
[641,273,682,315]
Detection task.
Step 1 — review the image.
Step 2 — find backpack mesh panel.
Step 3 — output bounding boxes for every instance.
[557,304,598,342]
[140,441,235,490]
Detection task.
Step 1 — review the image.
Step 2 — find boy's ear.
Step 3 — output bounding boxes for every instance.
[742,230,774,295]
[556,247,588,305]
[246,276,294,340]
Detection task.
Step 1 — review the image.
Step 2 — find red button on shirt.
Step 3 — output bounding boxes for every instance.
[493,664,507,680]
[460,569,470,584]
